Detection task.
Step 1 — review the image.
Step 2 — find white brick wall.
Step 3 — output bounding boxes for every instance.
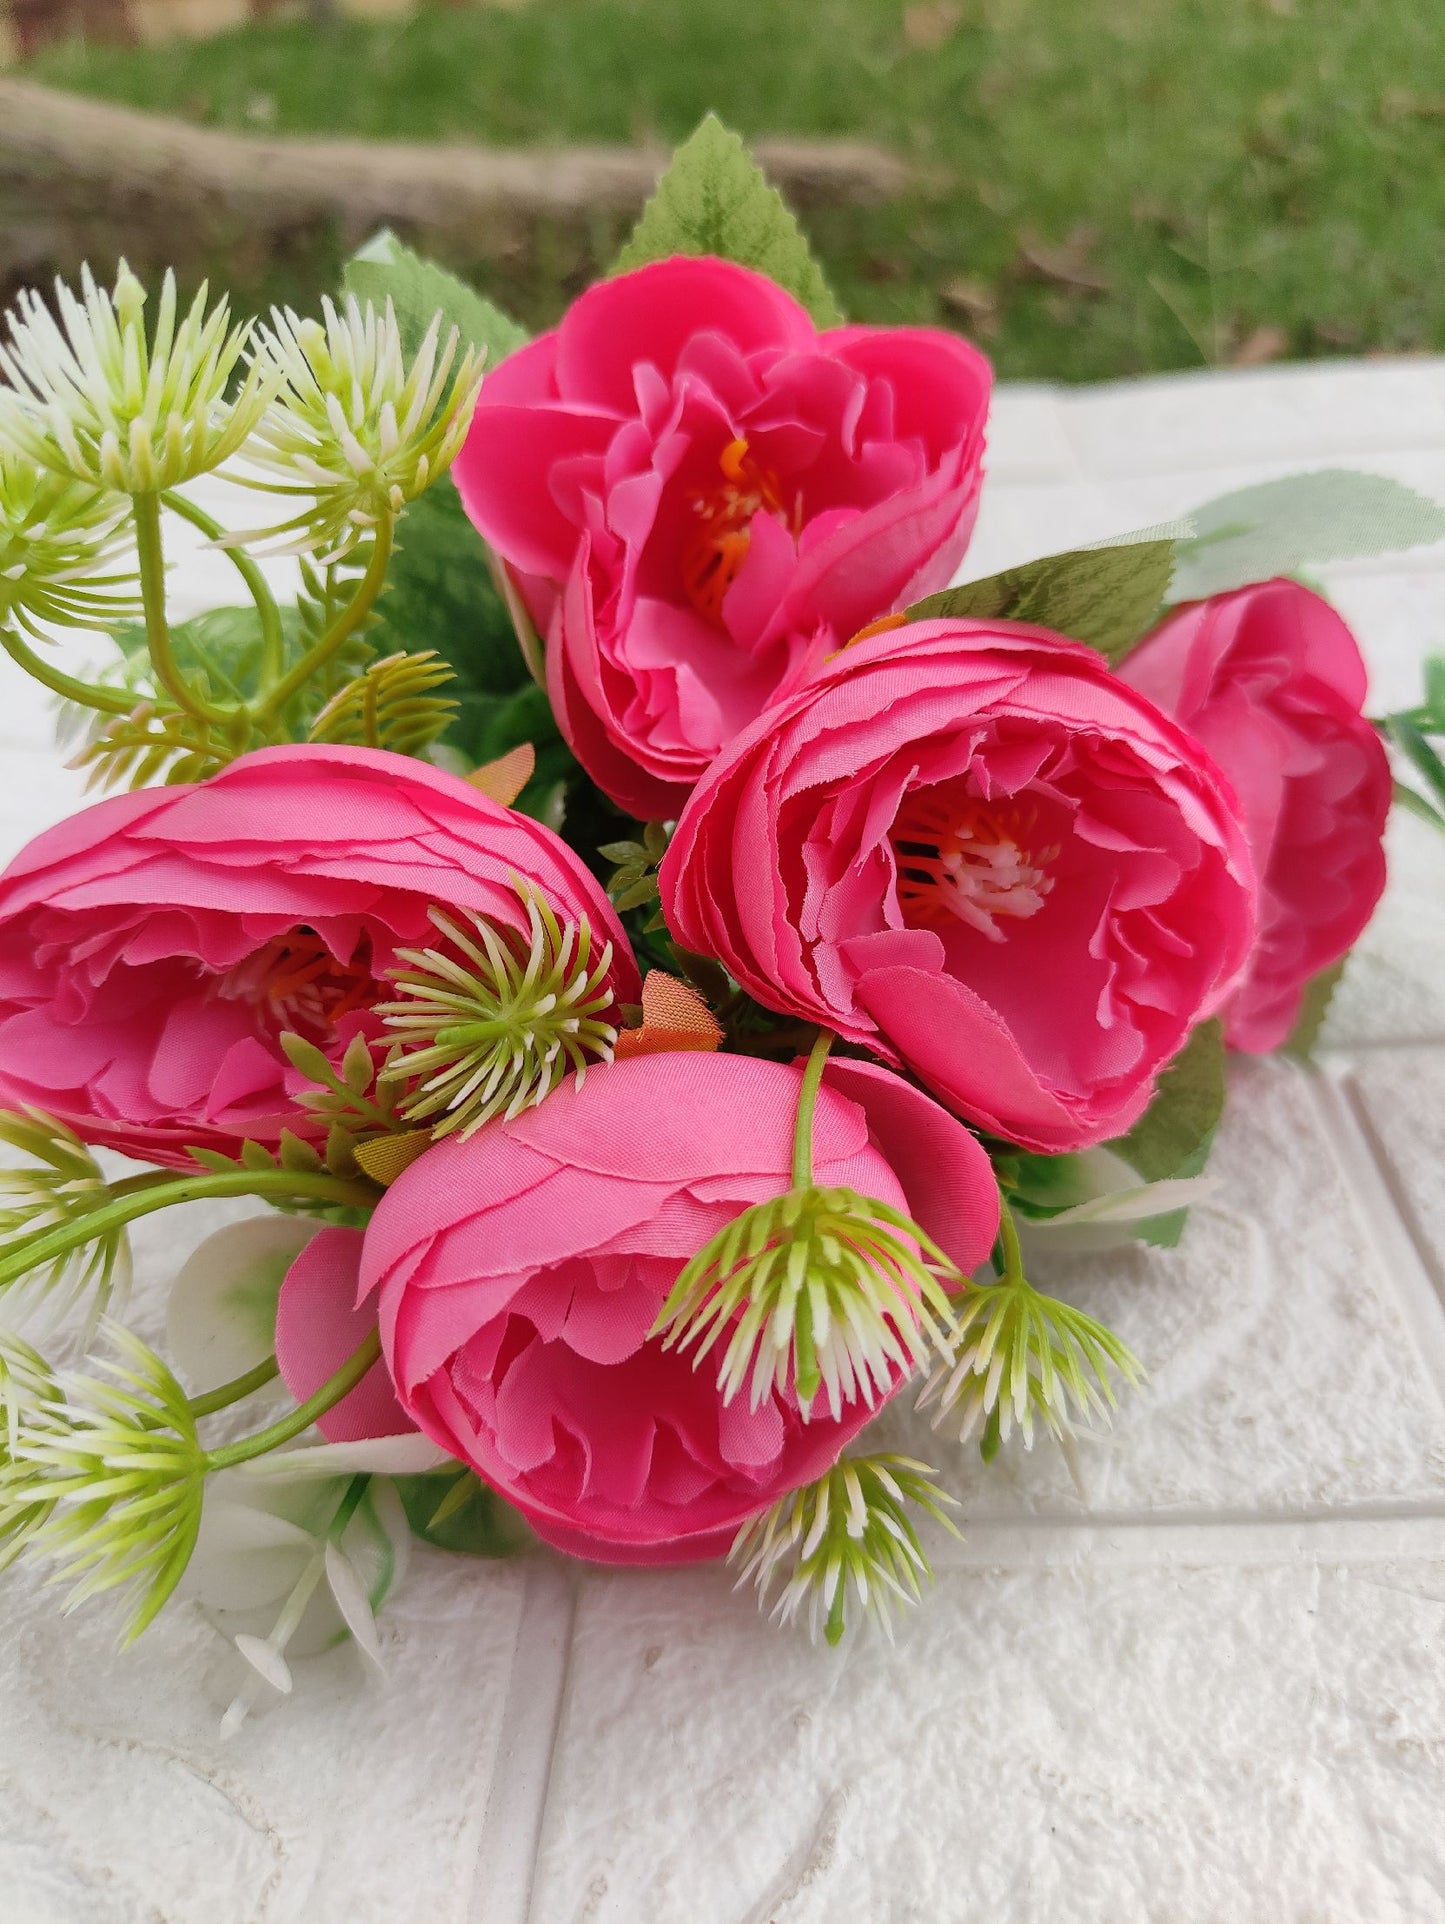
[2,363,1444,1924]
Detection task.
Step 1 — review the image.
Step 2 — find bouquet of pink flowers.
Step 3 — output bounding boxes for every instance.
[0,120,1441,1720]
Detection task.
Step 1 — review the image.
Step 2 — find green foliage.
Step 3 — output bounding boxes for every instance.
[1283,959,1348,1063]
[393,1468,532,1557]
[600,820,669,919]
[1115,1019,1226,1246]
[0,1108,131,1314]
[1170,472,1445,605]
[907,539,1176,662]
[345,229,529,365]
[613,114,842,327]
[307,649,460,757]
[1382,706,1445,835]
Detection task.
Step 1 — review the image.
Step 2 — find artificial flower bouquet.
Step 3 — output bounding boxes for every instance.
[0,119,1442,1724]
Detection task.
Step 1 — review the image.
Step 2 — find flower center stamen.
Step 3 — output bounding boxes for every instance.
[218,929,379,1040]
[892,795,1057,944]
[681,436,796,626]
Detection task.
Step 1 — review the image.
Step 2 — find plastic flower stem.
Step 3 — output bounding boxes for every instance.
[130,490,234,728]
[186,1355,281,1420]
[0,623,136,718]
[0,1167,376,1291]
[203,1329,382,1471]
[256,517,394,721]
[160,489,285,690]
[791,1027,835,1189]
[995,1197,1027,1286]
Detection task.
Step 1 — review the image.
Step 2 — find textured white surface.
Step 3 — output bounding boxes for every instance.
[1,360,1444,1924]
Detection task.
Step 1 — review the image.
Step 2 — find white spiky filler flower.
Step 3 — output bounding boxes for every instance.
[0,263,271,494]
[378,881,618,1138]
[731,1453,959,1645]
[240,295,485,557]
[0,451,139,640]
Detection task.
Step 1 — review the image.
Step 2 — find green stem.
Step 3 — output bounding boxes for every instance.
[187,1355,280,1420]
[257,519,394,721]
[791,1028,836,1191]
[996,1196,1027,1287]
[327,1473,371,1540]
[0,623,136,717]
[0,1167,376,1292]
[161,490,286,689]
[204,1329,382,1470]
[130,491,234,727]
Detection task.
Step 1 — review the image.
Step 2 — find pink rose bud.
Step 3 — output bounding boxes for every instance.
[661,617,1258,1153]
[318,1053,1000,1565]
[455,256,992,817]
[1118,578,1391,1052]
[0,744,639,1165]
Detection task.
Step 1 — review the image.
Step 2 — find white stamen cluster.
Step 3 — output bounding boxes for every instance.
[379,885,618,1139]
[653,1186,959,1420]
[0,264,270,494]
[242,296,485,556]
[731,1454,958,1645]
[0,1323,204,1643]
[0,452,139,640]
[918,1272,1143,1449]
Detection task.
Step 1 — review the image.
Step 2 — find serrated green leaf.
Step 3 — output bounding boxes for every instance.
[345,229,529,366]
[1282,957,1347,1063]
[185,1147,237,1174]
[597,840,647,865]
[240,1140,278,1173]
[393,1470,532,1557]
[1114,1019,1225,1246]
[907,539,1176,663]
[1170,470,1445,604]
[612,114,842,328]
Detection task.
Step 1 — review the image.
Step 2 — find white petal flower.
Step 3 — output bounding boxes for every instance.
[0,263,272,494]
[240,295,485,557]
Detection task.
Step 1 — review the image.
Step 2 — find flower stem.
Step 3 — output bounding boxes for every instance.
[0,623,136,717]
[995,1197,1027,1287]
[161,489,285,689]
[204,1330,382,1470]
[257,518,393,721]
[0,1166,377,1292]
[791,1028,836,1190]
[130,490,234,727]
[187,1355,281,1420]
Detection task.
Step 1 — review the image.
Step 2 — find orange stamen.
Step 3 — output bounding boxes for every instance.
[681,436,796,626]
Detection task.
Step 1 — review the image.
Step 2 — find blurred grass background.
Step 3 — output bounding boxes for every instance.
[13,0,1445,381]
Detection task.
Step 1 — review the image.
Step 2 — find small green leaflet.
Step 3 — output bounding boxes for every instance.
[906,539,1176,663]
[393,1469,532,1556]
[1114,1019,1225,1247]
[612,114,842,328]
[1282,957,1347,1063]
[344,229,529,366]
[1169,470,1445,604]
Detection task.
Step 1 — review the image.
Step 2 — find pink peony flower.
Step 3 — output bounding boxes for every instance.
[660,618,1258,1154]
[313,1051,1000,1564]
[0,744,639,1165]
[454,256,992,817]
[1117,578,1390,1052]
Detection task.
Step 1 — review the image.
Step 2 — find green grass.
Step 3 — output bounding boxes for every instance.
[19,0,1445,380]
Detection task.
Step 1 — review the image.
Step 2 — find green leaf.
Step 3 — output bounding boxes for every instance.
[1385,713,1445,813]
[1114,1019,1226,1247]
[393,1469,532,1557]
[1283,958,1347,1063]
[1170,470,1445,604]
[612,114,842,328]
[907,539,1176,662]
[344,229,529,366]
[1393,778,1445,832]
